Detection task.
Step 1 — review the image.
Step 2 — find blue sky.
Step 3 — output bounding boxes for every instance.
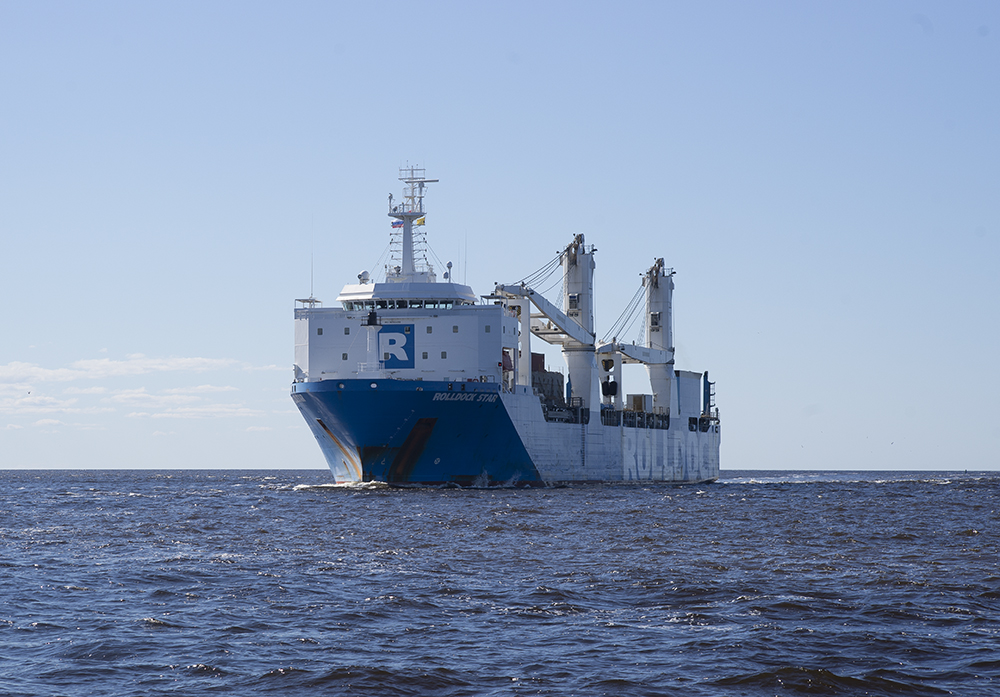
[2,1,997,470]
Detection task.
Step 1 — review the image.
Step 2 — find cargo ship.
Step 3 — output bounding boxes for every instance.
[291,167,720,485]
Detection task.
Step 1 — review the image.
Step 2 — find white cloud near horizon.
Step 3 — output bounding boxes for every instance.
[128,404,265,419]
[64,386,109,395]
[163,384,240,394]
[106,388,202,408]
[0,356,274,420]
[0,392,117,416]
[0,355,245,385]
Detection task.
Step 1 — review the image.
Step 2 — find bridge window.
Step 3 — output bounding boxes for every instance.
[426,326,433,333]
[344,327,350,335]
[317,328,323,336]
[422,352,428,359]
[342,353,348,360]
[485,325,491,333]
[441,351,447,359]
[452,325,459,333]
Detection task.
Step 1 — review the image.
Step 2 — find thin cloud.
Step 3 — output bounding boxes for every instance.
[0,382,33,396]
[27,418,104,431]
[69,355,242,379]
[1,355,281,424]
[128,404,265,419]
[0,355,248,385]
[106,388,200,408]
[0,393,116,416]
[64,386,109,395]
[163,385,240,394]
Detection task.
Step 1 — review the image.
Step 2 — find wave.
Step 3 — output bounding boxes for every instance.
[713,666,952,695]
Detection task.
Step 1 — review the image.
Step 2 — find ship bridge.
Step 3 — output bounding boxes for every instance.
[337,281,477,310]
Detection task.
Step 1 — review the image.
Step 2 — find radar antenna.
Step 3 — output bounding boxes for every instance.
[388,165,438,282]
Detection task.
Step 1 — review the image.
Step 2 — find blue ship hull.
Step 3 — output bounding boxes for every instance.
[291,380,542,486]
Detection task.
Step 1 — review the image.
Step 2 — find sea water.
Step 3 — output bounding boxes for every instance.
[1,469,997,696]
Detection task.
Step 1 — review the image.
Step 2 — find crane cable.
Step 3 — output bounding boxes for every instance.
[601,282,645,344]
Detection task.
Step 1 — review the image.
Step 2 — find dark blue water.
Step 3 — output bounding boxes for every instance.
[1,470,997,696]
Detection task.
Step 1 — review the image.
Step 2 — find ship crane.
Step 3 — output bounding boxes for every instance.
[495,234,599,410]
[593,258,677,413]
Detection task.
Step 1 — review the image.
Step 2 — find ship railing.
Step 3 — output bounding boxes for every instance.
[541,402,591,425]
[602,408,670,430]
[357,361,386,377]
[389,203,424,215]
[542,405,575,423]
[697,412,720,432]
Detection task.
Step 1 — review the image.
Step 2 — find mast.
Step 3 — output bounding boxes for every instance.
[388,165,438,282]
